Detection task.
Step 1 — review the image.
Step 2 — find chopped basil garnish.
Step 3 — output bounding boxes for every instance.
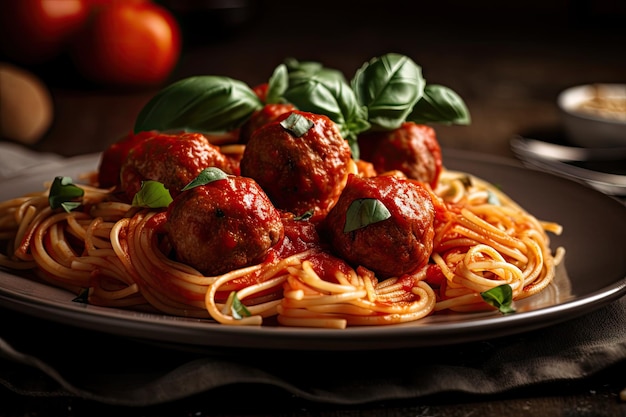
[72,288,89,304]
[132,181,173,208]
[344,198,391,233]
[293,210,314,221]
[487,190,501,206]
[481,284,516,314]
[49,176,84,213]
[280,112,314,137]
[460,175,473,188]
[182,167,229,191]
[228,291,251,320]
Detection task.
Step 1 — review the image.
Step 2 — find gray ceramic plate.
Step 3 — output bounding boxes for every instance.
[1,149,625,350]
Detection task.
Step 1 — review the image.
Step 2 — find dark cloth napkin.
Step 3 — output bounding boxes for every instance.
[1,294,625,407]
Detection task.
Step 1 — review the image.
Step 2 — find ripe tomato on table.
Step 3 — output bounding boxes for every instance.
[85,0,149,6]
[70,1,182,87]
[0,0,90,64]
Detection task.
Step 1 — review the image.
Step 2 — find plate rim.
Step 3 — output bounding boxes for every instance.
[1,149,625,351]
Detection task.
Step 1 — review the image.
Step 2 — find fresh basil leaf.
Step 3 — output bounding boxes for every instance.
[280,112,314,137]
[487,190,501,206]
[282,70,370,148]
[134,76,263,134]
[72,288,89,304]
[266,58,347,104]
[481,284,516,314]
[349,140,361,161]
[181,167,229,191]
[459,175,473,189]
[228,291,251,320]
[49,176,84,213]
[344,198,391,233]
[265,64,289,104]
[283,57,347,82]
[62,202,82,212]
[351,53,425,131]
[283,57,325,75]
[408,84,471,125]
[264,58,368,158]
[293,210,314,221]
[132,181,173,208]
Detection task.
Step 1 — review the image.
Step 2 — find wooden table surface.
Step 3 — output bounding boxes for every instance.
[1,1,626,416]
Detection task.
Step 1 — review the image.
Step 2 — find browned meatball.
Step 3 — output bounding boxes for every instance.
[358,122,443,189]
[240,110,352,222]
[98,130,154,189]
[166,174,284,276]
[323,174,435,278]
[119,132,237,202]
[239,103,296,144]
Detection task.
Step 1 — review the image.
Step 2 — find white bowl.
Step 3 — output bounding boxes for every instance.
[557,83,626,148]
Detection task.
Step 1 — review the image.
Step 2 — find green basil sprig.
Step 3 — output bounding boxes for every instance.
[266,58,351,105]
[268,60,370,157]
[132,181,173,208]
[344,198,391,233]
[227,291,251,319]
[408,84,471,125]
[181,167,229,191]
[49,176,84,213]
[280,112,314,137]
[481,284,516,314]
[265,64,289,105]
[134,76,263,134]
[132,54,471,150]
[72,288,89,304]
[283,57,330,75]
[351,53,425,131]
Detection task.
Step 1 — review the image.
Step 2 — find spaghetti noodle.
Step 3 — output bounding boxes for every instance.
[0,161,563,329]
[432,170,564,312]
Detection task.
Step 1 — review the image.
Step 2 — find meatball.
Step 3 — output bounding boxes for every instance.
[119,132,237,202]
[323,174,435,278]
[240,110,352,222]
[239,103,296,144]
[358,122,443,189]
[97,130,155,188]
[166,174,284,276]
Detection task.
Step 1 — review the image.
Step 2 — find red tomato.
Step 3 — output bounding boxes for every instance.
[0,0,90,64]
[70,2,181,87]
[84,0,149,8]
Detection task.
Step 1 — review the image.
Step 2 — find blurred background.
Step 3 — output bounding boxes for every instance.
[1,0,626,158]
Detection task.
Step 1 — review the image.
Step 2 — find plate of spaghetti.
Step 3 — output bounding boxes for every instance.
[1,54,625,350]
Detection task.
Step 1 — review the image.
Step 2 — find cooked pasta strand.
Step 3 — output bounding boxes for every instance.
[0,167,563,328]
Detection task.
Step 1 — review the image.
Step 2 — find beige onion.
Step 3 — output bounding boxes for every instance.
[0,63,53,144]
